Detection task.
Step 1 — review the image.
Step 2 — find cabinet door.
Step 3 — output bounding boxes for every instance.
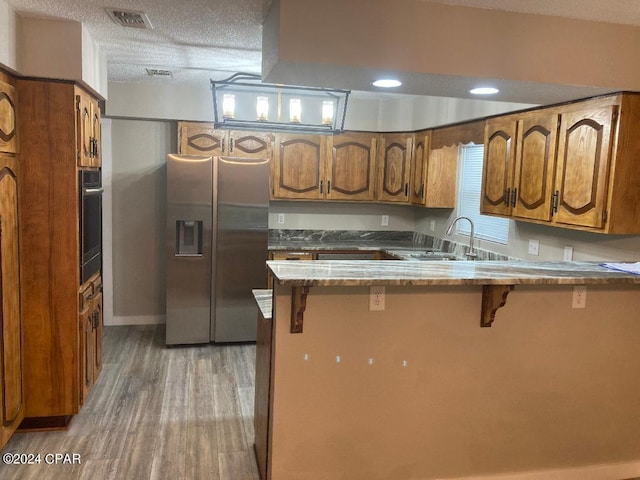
[554,105,616,229]
[228,131,272,158]
[76,92,93,167]
[376,133,413,203]
[0,81,17,154]
[410,131,429,205]
[0,165,22,432]
[93,290,103,381]
[512,111,559,221]
[325,132,376,201]
[178,122,226,155]
[78,282,93,405]
[425,145,458,208]
[272,134,324,200]
[481,118,516,216]
[91,99,101,167]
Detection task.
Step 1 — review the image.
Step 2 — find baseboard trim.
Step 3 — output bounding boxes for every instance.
[106,315,166,326]
[450,461,640,480]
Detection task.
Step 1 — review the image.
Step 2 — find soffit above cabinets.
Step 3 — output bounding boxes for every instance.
[6,0,640,104]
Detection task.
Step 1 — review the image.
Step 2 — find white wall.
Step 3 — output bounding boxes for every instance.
[106,82,214,121]
[109,118,174,324]
[0,0,20,71]
[415,208,640,262]
[81,24,108,97]
[269,201,415,231]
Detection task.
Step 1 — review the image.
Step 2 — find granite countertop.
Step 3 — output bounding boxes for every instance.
[267,260,640,287]
[251,289,273,319]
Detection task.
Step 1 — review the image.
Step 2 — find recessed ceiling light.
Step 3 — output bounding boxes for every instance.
[470,87,499,95]
[372,79,402,88]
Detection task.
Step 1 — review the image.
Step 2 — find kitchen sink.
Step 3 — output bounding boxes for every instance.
[405,252,460,261]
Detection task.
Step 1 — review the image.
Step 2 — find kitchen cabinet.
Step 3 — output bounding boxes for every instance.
[411,124,473,208]
[481,110,559,221]
[553,102,616,229]
[481,94,640,233]
[79,273,102,405]
[272,133,325,200]
[376,133,413,203]
[324,132,377,201]
[17,78,103,428]
[76,89,101,167]
[0,152,24,449]
[0,79,18,154]
[272,132,377,202]
[178,121,272,158]
[253,290,272,480]
[481,115,517,217]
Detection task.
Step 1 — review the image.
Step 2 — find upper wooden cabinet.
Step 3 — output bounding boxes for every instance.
[481,116,517,217]
[411,124,473,208]
[553,103,616,229]
[481,94,640,233]
[376,133,413,203]
[482,111,558,221]
[325,132,376,201]
[178,122,272,158]
[0,80,18,154]
[178,122,225,155]
[76,89,101,167]
[271,132,377,201]
[272,133,324,200]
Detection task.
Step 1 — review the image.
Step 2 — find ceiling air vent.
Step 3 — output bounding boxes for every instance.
[107,8,153,29]
[146,68,172,78]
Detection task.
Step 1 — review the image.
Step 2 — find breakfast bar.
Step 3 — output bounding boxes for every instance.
[256,260,640,480]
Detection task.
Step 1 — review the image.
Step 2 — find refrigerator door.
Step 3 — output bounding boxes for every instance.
[166,154,213,345]
[212,156,270,342]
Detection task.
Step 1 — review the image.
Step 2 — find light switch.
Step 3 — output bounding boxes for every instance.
[528,239,540,256]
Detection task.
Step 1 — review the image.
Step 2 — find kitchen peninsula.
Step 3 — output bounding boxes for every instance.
[256,259,640,480]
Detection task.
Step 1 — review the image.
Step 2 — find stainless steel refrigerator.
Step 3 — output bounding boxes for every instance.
[166,154,270,345]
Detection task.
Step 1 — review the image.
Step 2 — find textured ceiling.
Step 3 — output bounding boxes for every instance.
[6,0,640,100]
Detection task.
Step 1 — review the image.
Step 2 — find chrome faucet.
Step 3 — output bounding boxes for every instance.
[445,216,477,260]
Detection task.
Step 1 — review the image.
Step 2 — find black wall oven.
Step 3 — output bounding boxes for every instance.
[79,169,103,284]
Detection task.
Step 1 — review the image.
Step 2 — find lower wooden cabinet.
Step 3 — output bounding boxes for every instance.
[254,294,272,480]
[79,274,103,405]
[0,154,24,448]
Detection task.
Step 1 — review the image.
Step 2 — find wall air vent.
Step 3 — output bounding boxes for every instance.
[107,9,153,29]
[146,68,172,78]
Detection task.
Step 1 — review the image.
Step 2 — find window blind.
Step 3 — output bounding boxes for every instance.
[456,144,509,244]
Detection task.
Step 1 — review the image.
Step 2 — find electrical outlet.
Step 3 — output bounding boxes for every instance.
[277,213,285,224]
[572,285,587,309]
[528,239,540,256]
[563,246,574,261]
[381,215,389,227]
[369,286,385,311]
[430,220,436,232]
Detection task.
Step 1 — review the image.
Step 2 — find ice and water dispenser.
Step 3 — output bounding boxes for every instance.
[175,220,203,256]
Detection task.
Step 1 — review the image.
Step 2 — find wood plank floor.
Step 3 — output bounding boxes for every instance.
[0,325,260,480]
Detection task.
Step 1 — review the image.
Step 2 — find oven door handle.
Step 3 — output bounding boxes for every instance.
[83,187,104,195]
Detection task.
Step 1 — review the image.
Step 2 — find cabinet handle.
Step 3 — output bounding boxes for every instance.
[327,180,331,194]
[511,188,517,208]
[404,183,408,196]
[504,188,511,206]
[222,139,225,153]
[319,180,323,193]
[229,138,234,153]
[420,184,425,199]
[551,190,559,214]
